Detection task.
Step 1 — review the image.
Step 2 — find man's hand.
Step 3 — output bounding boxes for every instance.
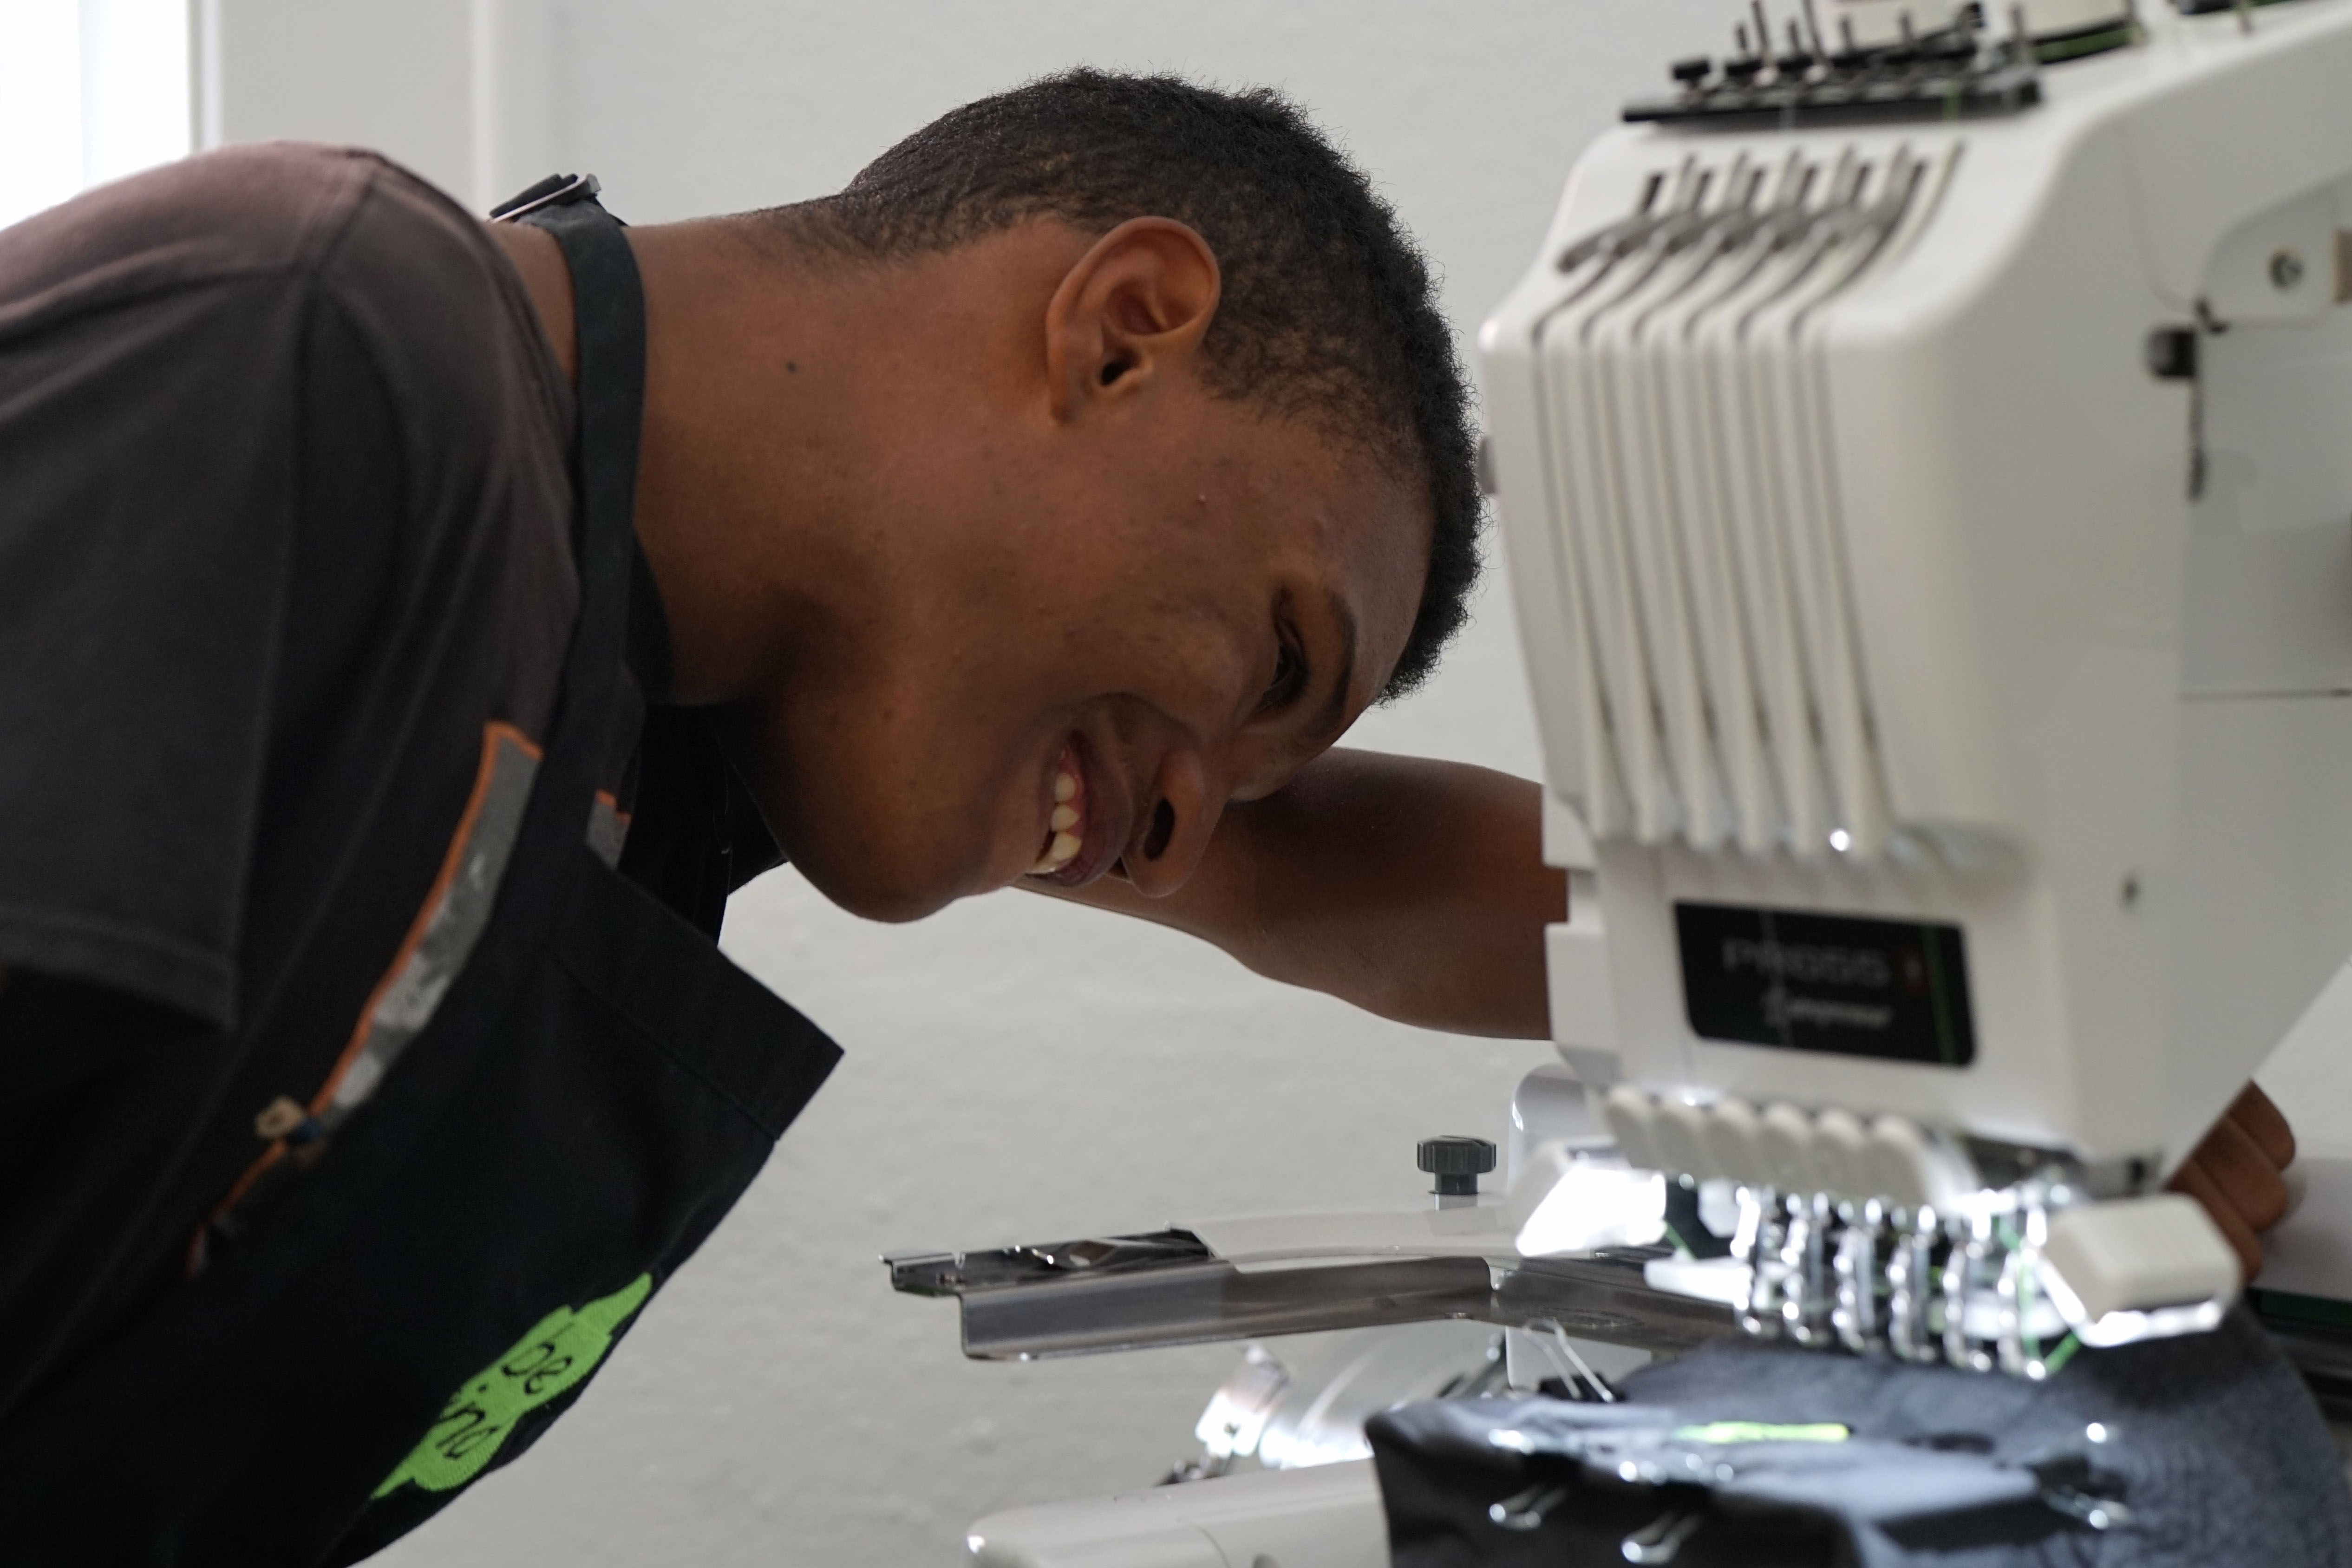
[2170,1082,2296,1278]
[1037,748,1562,1038]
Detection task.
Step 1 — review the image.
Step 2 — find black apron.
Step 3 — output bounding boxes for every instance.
[0,180,842,1564]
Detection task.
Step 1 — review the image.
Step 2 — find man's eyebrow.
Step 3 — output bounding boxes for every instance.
[1306,589,1358,744]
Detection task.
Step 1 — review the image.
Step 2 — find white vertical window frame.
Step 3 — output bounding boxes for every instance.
[190,0,218,150]
[469,0,557,215]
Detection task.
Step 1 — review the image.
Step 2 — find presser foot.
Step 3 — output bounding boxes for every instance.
[1716,1179,2238,1376]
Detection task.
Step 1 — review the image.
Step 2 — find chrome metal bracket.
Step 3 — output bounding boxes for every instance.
[884,1230,1738,1361]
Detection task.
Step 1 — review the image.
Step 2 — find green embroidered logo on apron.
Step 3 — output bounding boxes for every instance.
[374,1274,653,1497]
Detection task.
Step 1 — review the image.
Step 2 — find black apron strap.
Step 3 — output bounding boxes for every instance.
[504,187,644,875]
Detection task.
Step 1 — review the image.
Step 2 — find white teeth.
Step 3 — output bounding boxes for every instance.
[1027,768,1083,875]
[1027,828,1083,878]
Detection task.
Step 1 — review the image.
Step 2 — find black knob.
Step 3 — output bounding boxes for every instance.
[1418,1136,1498,1197]
[1670,55,1712,87]
[1722,55,1764,82]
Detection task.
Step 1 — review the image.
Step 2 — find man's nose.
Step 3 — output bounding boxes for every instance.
[1121,748,1221,897]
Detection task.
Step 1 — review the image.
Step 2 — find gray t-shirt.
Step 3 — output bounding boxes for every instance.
[0,143,580,1418]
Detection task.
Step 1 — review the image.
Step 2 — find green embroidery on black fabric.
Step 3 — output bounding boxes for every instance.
[374,1274,653,1498]
[1673,1421,1850,1445]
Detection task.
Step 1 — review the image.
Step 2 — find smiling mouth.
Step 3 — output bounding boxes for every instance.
[1028,743,1085,876]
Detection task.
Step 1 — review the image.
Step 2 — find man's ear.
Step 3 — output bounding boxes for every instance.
[1043,217,1221,422]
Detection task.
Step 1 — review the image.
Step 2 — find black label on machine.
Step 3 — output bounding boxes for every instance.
[1673,902,1975,1067]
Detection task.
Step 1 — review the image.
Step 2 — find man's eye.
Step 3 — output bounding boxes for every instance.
[1261,639,1307,712]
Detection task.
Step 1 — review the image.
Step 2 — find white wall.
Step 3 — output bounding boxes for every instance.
[201,0,475,194]
[206,2,1745,1561]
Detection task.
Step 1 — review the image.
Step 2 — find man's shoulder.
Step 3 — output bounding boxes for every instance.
[0,144,397,327]
[311,154,564,445]
[0,146,553,425]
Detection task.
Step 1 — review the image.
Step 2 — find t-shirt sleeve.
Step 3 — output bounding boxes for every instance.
[0,275,312,1028]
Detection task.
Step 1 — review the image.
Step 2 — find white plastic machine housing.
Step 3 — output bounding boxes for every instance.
[939,10,2352,1565]
[965,1462,1385,1568]
[1484,0,2352,1180]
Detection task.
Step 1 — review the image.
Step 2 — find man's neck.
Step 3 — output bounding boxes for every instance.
[486,213,1105,724]
[486,215,875,708]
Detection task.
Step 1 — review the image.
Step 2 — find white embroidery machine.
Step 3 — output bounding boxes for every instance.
[889,2,2352,1558]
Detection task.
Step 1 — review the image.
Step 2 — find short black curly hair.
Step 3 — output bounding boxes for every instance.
[761,69,1481,699]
